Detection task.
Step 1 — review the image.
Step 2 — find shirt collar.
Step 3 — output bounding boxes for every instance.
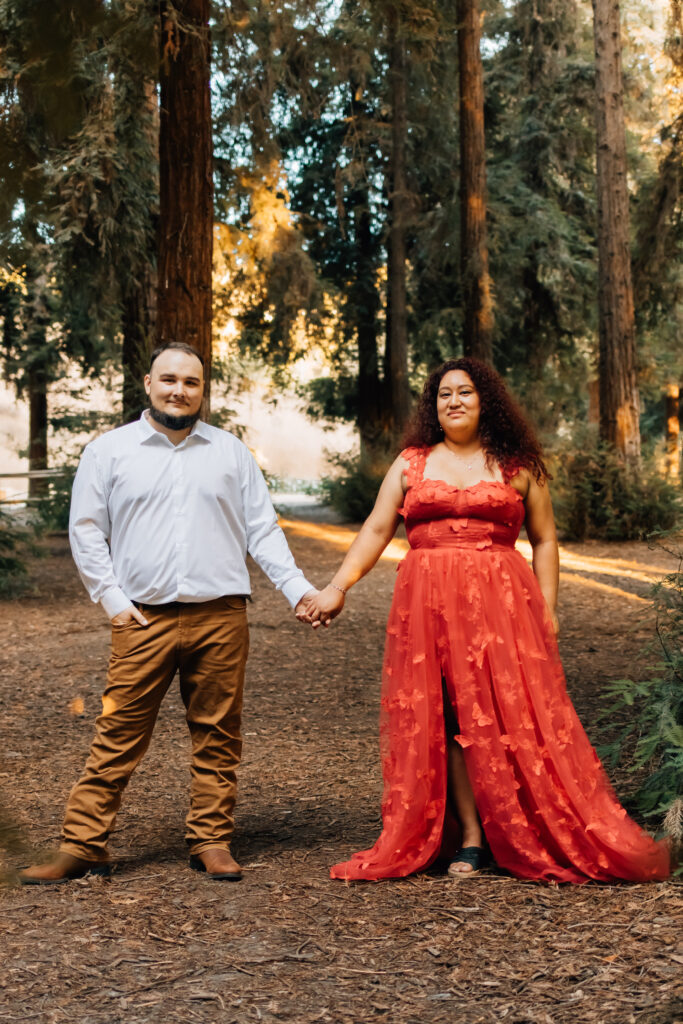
[138,410,212,446]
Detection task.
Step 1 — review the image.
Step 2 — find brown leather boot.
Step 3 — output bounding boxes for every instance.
[19,852,110,885]
[189,847,242,881]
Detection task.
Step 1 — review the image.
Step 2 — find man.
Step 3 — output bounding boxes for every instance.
[21,342,317,884]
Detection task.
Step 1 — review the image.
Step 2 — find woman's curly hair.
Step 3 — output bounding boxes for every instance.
[403,357,550,483]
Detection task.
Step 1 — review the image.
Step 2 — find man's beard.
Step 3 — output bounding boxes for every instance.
[149,403,201,431]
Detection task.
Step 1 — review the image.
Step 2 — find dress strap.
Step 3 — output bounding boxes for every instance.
[400,447,429,489]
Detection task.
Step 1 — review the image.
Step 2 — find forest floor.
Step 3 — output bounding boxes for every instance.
[0,521,681,1024]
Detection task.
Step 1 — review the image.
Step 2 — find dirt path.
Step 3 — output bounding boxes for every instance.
[0,526,681,1024]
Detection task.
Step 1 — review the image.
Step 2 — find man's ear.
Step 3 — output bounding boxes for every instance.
[143,374,151,396]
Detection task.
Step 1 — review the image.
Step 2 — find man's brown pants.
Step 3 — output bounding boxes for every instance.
[60,597,249,862]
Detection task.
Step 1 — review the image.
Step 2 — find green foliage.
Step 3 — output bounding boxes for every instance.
[485,0,598,425]
[0,0,157,423]
[265,475,324,498]
[298,373,359,424]
[321,452,388,521]
[550,434,682,541]
[0,0,680,478]
[33,468,76,532]
[0,507,35,597]
[213,0,465,433]
[599,545,683,837]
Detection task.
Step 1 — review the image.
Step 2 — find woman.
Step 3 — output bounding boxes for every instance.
[306,358,670,884]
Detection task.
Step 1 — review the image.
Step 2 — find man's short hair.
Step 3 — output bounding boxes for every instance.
[149,342,205,373]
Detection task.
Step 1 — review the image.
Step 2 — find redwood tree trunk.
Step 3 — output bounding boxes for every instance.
[119,73,158,424]
[157,0,213,415]
[348,80,382,457]
[351,189,381,455]
[24,246,50,499]
[457,0,493,363]
[665,383,680,481]
[384,11,412,438]
[592,0,640,462]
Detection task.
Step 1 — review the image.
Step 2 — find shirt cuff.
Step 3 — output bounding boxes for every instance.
[100,586,132,620]
[281,575,315,609]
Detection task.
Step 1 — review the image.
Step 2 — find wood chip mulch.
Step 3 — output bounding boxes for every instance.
[1,526,681,1024]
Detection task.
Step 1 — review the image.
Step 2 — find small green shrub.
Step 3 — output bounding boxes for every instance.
[321,452,390,522]
[33,467,76,532]
[0,507,36,597]
[599,542,683,855]
[551,434,682,540]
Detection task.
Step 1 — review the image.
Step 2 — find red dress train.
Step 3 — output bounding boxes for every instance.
[330,447,670,884]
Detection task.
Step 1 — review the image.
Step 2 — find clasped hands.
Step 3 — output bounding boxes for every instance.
[294,586,345,629]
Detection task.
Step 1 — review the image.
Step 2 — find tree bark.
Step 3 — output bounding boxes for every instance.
[457,0,493,363]
[121,76,158,423]
[592,0,640,462]
[665,383,680,481]
[24,247,51,499]
[27,364,48,500]
[384,10,412,438]
[157,0,213,415]
[351,189,381,455]
[348,83,382,457]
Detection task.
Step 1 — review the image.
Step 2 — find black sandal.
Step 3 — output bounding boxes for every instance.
[447,846,489,877]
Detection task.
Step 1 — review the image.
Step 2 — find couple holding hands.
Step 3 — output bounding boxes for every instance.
[20,344,669,886]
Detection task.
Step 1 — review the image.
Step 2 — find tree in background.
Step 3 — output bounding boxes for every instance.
[457,0,493,361]
[212,0,384,447]
[485,0,596,427]
[0,0,681,510]
[631,0,683,478]
[384,1,412,433]
[109,1,159,423]
[158,0,213,414]
[212,0,466,451]
[0,0,114,489]
[592,0,641,462]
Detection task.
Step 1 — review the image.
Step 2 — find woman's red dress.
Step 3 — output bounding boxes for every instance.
[330,447,670,884]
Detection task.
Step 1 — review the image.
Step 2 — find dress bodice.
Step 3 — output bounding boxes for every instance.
[400,447,525,551]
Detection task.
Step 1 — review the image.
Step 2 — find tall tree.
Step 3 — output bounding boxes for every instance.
[490,1,594,416]
[457,0,493,362]
[157,0,213,413]
[665,383,680,481]
[0,0,113,483]
[213,0,391,446]
[347,78,382,454]
[109,3,159,423]
[384,3,412,435]
[592,0,640,462]
[23,246,52,497]
[631,0,683,472]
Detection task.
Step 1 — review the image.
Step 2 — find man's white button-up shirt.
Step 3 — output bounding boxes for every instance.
[69,412,313,619]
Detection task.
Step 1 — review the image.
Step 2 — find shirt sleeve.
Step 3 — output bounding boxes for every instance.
[69,446,131,619]
[240,448,314,608]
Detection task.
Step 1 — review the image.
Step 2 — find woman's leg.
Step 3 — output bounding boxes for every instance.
[447,741,483,873]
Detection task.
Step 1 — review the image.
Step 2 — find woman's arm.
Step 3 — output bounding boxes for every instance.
[523,471,560,636]
[305,455,407,625]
